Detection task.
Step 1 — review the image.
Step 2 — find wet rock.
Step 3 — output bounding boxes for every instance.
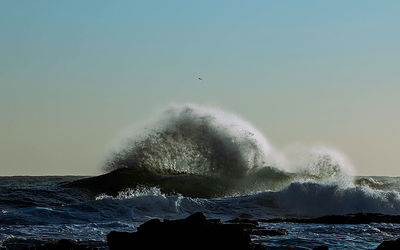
[227,217,259,227]
[234,223,260,231]
[227,217,260,232]
[313,246,329,250]
[107,212,262,250]
[376,238,400,250]
[207,218,223,224]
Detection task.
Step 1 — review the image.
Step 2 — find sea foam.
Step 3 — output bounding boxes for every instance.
[92,104,400,215]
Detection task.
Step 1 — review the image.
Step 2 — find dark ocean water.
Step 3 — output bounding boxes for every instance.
[2,105,399,249]
[1,175,400,249]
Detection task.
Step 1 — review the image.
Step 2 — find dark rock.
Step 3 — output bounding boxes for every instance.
[376,238,400,250]
[234,222,260,231]
[207,218,223,224]
[313,246,329,250]
[227,217,260,232]
[107,212,261,250]
[227,218,259,227]
[136,218,161,232]
[253,245,265,250]
[251,229,288,236]
[260,213,400,224]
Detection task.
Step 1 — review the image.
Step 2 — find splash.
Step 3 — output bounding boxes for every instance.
[95,187,164,200]
[291,146,355,186]
[86,104,360,197]
[104,104,274,178]
[65,104,400,217]
[273,182,400,216]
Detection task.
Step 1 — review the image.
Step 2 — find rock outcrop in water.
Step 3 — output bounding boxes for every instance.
[226,217,288,236]
[107,212,263,250]
[4,212,400,249]
[375,238,400,250]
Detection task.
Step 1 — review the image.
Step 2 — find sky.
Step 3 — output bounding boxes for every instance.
[0,1,399,176]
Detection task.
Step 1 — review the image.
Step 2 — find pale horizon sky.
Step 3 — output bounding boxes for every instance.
[1,1,399,176]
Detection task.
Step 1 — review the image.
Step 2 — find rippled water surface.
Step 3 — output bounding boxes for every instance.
[1,176,400,249]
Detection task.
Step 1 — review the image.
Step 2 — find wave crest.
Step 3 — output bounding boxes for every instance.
[71,103,397,205]
[104,104,273,179]
[274,182,400,216]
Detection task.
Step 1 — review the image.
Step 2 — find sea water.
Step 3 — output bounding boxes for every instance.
[1,104,399,249]
[1,176,400,249]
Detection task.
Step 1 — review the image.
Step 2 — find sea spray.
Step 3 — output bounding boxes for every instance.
[98,104,358,195]
[273,182,400,216]
[70,104,400,216]
[95,186,165,200]
[2,105,400,249]
[103,104,274,178]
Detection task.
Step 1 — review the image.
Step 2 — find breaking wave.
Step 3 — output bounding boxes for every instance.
[69,103,400,215]
[99,104,354,192]
[273,181,400,216]
[104,104,274,178]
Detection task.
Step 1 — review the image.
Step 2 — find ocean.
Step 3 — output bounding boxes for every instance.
[1,176,400,249]
[1,105,399,249]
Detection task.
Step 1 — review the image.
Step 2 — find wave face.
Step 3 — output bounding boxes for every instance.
[69,103,400,215]
[105,104,273,178]
[99,104,357,195]
[88,104,294,197]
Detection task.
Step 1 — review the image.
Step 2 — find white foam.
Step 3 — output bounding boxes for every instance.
[104,104,277,178]
[274,181,400,216]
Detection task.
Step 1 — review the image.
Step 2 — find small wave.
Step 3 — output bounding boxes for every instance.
[354,177,395,191]
[0,187,208,226]
[271,181,400,216]
[3,182,400,227]
[95,187,164,200]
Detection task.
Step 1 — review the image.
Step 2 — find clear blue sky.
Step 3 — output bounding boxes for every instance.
[1,1,399,175]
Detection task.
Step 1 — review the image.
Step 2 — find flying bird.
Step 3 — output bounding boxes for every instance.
[198,77,203,81]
